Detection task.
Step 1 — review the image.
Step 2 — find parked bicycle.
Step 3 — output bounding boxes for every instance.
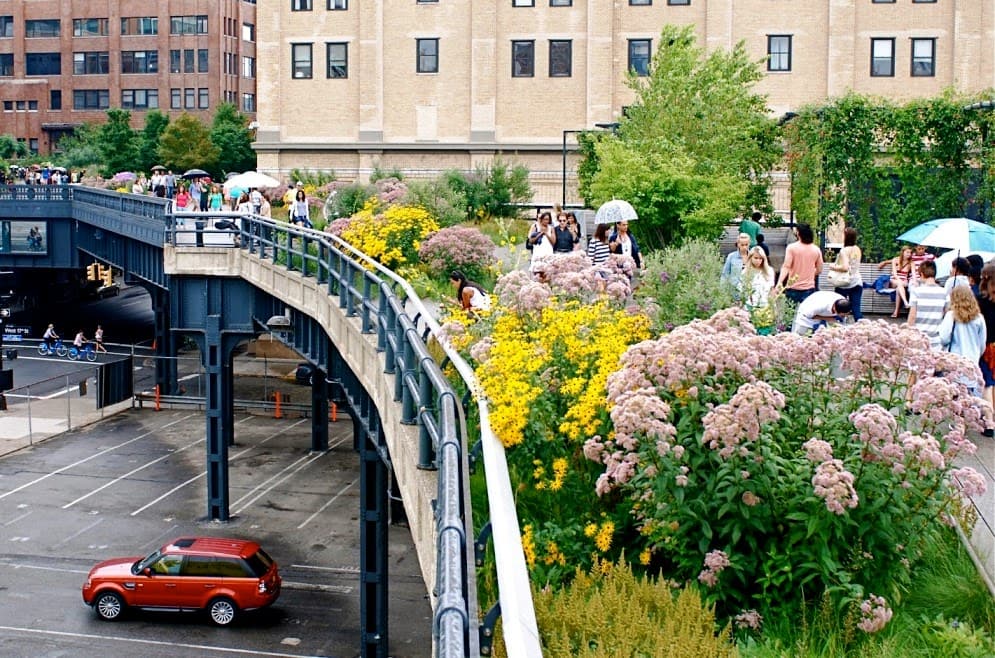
[38,338,68,357]
[68,342,97,362]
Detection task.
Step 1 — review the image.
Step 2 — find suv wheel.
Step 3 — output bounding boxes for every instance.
[208,597,238,626]
[95,591,125,621]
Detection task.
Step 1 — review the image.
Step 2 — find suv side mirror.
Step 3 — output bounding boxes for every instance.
[142,567,153,577]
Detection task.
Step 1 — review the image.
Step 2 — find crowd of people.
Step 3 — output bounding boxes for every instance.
[525,207,643,278]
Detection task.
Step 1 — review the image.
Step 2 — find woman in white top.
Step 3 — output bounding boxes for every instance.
[527,212,555,274]
[449,271,491,314]
[831,228,864,321]
[740,246,776,309]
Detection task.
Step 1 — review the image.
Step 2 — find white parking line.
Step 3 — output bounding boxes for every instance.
[129,418,311,516]
[54,517,104,548]
[0,414,197,501]
[232,453,327,515]
[3,510,32,526]
[10,562,89,575]
[0,626,329,658]
[62,436,204,509]
[297,477,356,530]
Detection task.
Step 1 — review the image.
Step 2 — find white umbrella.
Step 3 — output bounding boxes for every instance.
[934,249,995,279]
[595,199,639,225]
[223,171,281,191]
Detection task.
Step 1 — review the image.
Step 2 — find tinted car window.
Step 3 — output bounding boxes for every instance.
[213,557,250,577]
[181,555,221,577]
[243,549,274,577]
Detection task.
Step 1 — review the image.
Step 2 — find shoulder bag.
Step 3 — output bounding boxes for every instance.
[827,249,853,288]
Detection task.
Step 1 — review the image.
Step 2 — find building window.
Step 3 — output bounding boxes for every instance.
[912,0,936,3]
[73,89,109,110]
[292,0,313,10]
[292,43,313,78]
[183,49,195,73]
[184,88,195,109]
[170,88,181,109]
[122,89,158,109]
[74,52,109,75]
[198,49,208,73]
[28,100,38,111]
[911,38,935,76]
[121,17,158,36]
[27,53,61,75]
[513,0,535,6]
[242,56,256,78]
[767,35,792,72]
[243,93,256,112]
[512,41,534,77]
[2,101,10,111]
[29,139,38,153]
[122,51,158,74]
[169,50,181,73]
[15,100,25,111]
[668,0,690,5]
[417,38,439,73]
[50,90,61,110]
[73,18,108,37]
[328,0,347,8]
[629,0,651,4]
[628,39,651,76]
[0,16,12,38]
[549,40,572,77]
[551,0,572,5]
[242,23,255,42]
[871,38,895,76]
[26,20,60,38]
[872,0,896,3]
[198,88,209,109]
[326,43,348,78]
[0,53,11,76]
[169,15,208,35]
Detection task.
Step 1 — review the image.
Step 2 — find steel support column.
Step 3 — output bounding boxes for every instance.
[358,400,389,658]
[204,314,231,521]
[311,366,329,452]
[151,287,177,394]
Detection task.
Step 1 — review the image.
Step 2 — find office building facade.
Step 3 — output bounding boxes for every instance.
[0,0,257,155]
[254,0,995,203]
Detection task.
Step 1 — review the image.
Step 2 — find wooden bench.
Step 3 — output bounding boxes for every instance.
[818,262,898,316]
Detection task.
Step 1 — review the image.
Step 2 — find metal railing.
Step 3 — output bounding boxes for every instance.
[169,207,542,657]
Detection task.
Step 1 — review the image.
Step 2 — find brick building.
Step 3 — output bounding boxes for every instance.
[0,0,256,155]
[254,0,995,203]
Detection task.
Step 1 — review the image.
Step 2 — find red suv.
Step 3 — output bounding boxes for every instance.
[82,536,281,626]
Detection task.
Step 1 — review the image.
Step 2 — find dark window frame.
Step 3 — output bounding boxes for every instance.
[548,40,572,77]
[0,53,12,76]
[327,0,347,8]
[25,19,61,38]
[767,35,792,72]
[629,0,652,4]
[417,38,439,74]
[292,43,313,79]
[512,40,535,78]
[326,42,348,78]
[0,16,13,39]
[871,37,895,77]
[292,0,313,11]
[72,89,110,110]
[628,39,651,76]
[910,37,936,77]
[72,18,109,38]
[122,88,159,109]
[121,50,159,74]
[512,0,536,6]
[120,17,159,36]
[26,52,61,76]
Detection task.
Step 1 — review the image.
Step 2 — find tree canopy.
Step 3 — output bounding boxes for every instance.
[158,113,220,174]
[96,109,142,177]
[210,103,256,175]
[580,24,779,248]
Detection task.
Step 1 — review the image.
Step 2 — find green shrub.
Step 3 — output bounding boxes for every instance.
[405,178,469,227]
[636,238,737,332]
[512,557,738,658]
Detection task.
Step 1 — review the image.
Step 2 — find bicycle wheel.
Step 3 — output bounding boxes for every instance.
[37,343,48,356]
[67,347,79,360]
[56,343,68,357]
[86,348,97,362]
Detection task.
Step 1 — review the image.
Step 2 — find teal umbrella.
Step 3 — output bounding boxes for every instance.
[896,217,995,253]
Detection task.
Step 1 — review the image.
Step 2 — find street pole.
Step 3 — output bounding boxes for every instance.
[561,130,570,209]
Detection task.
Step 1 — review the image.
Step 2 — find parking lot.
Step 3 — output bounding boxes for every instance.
[0,408,432,658]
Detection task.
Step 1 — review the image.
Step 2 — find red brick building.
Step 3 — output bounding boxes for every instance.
[0,0,256,154]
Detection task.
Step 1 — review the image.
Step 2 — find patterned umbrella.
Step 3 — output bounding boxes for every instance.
[594,199,639,225]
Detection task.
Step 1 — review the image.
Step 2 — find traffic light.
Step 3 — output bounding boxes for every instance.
[100,265,113,287]
[86,263,99,281]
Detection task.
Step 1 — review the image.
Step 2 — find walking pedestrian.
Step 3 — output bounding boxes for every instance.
[93,325,107,353]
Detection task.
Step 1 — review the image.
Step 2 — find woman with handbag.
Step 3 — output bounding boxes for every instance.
[829,228,863,321]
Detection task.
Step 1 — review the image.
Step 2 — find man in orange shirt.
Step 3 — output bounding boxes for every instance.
[778,223,824,304]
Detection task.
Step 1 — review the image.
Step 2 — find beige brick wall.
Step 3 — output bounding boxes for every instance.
[256,0,994,205]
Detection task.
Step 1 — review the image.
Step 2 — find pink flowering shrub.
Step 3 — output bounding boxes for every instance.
[584,310,988,626]
[417,225,497,283]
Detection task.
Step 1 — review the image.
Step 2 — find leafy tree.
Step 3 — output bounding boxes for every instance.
[158,113,220,174]
[55,124,102,171]
[96,109,141,177]
[0,133,29,160]
[581,25,779,248]
[137,110,170,173]
[209,103,255,175]
[445,158,532,221]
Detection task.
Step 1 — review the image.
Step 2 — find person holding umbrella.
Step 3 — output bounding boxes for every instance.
[609,220,643,272]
